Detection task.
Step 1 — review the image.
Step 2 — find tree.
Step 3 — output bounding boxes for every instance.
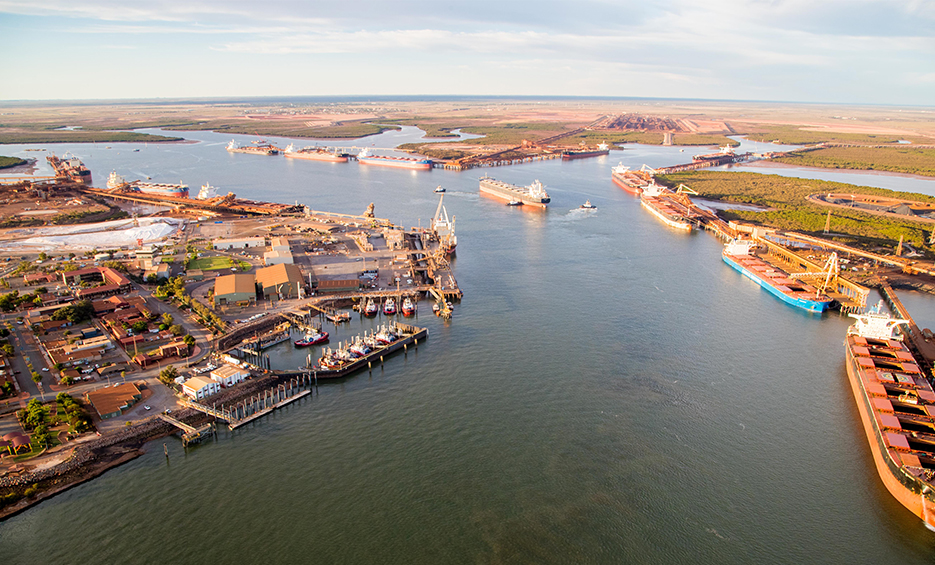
[161,312,174,326]
[145,273,157,284]
[31,371,42,384]
[1,343,14,357]
[169,324,183,336]
[33,424,51,448]
[158,365,179,385]
[38,252,48,262]
[131,320,149,334]
[183,334,196,350]
[60,374,74,386]
[0,291,19,312]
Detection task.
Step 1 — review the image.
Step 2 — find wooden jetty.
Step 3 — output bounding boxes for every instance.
[158,413,216,446]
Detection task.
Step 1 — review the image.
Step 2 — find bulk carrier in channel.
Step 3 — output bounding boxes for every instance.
[356,149,432,170]
[721,239,834,313]
[283,144,348,163]
[479,176,551,207]
[845,302,935,530]
[226,140,280,156]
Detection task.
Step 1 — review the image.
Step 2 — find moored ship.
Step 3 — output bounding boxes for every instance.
[639,183,693,231]
[227,139,280,155]
[294,328,329,347]
[562,142,610,160]
[356,148,432,170]
[284,144,348,162]
[611,164,647,195]
[479,176,551,207]
[721,239,834,312]
[48,152,92,184]
[432,193,457,256]
[107,171,189,198]
[845,302,935,530]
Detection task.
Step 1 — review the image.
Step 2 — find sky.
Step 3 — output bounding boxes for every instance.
[0,0,933,105]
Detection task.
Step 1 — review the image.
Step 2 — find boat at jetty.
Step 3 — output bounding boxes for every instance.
[294,328,329,347]
[357,148,432,170]
[401,297,416,316]
[562,142,610,160]
[48,152,91,184]
[845,301,935,529]
[432,193,457,256]
[693,145,735,164]
[639,183,693,231]
[479,176,550,207]
[721,239,834,313]
[383,297,397,316]
[611,164,646,195]
[364,298,378,317]
[284,144,348,162]
[227,140,280,155]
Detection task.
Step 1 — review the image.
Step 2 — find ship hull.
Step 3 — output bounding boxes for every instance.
[479,180,550,208]
[562,149,610,160]
[722,253,832,312]
[358,156,432,170]
[844,336,935,528]
[612,172,642,195]
[640,197,692,231]
[286,152,347,163]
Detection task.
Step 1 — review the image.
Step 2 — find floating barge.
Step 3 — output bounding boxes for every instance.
[722,239,834,313]
[845,302,935,529]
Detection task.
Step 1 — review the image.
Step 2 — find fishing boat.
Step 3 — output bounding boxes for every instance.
[844,301,935,529]
[363,298,378,317]
[401,297,416,316]
[383,297,397,316]
[294,328,329,347]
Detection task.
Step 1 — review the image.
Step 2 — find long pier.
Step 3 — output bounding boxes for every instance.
[879,281,935,369]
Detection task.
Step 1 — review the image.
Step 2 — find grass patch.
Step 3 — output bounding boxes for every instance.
[772,146,935,177]
[657,170,935,252]
[0,156,26,169]
[187,256,234,271]
[735,124,930,145]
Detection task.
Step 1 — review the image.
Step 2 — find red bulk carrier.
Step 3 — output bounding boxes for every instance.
[845,302,935,530]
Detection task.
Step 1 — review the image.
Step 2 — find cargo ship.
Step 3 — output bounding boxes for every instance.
[107,171,189,198]
[47,152,91,184]
[611,164,647,195]
[562,142,610,160]
[845,302,935,530]
[283,144,348,162]
[479,175,551,207]
[639,183,693,231]
[432,193,457,256]
[692,145,737,166]
[721,239,834,312]
[356,149,432,170]
[226,140,280,155]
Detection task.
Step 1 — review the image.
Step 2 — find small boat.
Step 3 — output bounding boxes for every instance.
[383,297,397,315]
[374,327,398,345]
[507,200,523,206]
[580,200,596,209]
[295,328,329,347]
[401,297,416,316]
[434,185,446,193]
[363,298,379,317]
[348,340,371,357]
[432,303,440,314]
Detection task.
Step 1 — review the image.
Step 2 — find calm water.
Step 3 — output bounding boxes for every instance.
[2,131,935,563]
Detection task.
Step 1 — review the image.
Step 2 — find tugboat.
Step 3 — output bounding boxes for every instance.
[374,325,398,345]
[401,297,416,316]
[580,200,596,209]
[294,328,329,347]
[434,185,446,193]
[383,297,397,316]
[363,298,379,317]
[507,200,523,207]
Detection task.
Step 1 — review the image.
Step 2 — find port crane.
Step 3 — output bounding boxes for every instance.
[789,252,841,296]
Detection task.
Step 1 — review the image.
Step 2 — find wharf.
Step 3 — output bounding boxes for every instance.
[878,281,935,369]
[158,413,216,446]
